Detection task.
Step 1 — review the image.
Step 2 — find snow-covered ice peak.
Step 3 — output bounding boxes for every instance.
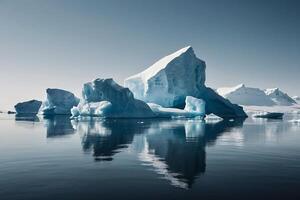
[126,46,196,83]
[265,88,296,106]
[216,84,275,106]
[217,84,297,107]
[264,88,280,95]
[124,46,206,108]
[216,83,245,96]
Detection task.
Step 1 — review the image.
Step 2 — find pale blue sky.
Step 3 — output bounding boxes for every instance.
[0,0,299,110]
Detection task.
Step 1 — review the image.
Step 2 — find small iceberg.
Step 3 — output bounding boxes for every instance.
[14,99,42,114]
[252,112,284,119]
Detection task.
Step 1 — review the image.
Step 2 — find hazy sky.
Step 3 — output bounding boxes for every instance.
[0,0,299,110]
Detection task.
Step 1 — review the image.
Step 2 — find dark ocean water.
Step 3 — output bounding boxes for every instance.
[1,114,300,200]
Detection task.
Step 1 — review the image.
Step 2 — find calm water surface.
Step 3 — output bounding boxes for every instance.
[1,114,300,200]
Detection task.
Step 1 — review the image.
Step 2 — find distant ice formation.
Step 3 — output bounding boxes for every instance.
[14,99,42,114]
[43,88,79,115]
[293,96,300,102]
[124,46,247,119]
[217,84,297,106]
[217,84,275,106]
[265,88,297,106]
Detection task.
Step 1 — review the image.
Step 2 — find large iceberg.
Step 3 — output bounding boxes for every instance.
[14,99,42,114]
[217,84,275,106]
[265,88,297,106]
[43,88,79,115]
[124,46,247,118]
[72,78,155,118]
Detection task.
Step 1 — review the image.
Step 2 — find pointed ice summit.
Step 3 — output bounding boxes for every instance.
[217,84,275,106]
[124,46,247,118]
[265,88,297,106]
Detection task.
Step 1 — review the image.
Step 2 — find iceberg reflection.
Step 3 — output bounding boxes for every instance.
[15,113,40,122]
[72,119,152,161]
[136,119,244,189]
[72,118,244,189]
[44,115,75,138]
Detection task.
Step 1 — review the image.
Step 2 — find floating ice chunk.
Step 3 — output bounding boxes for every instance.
[14,99,42,114]
[43,88,79,115]
[72,101,113,117]
[184,96,205,114]
[205,113,223,122]
[252,112,284,119]
[289,119,300,124]
[147,96,205,118]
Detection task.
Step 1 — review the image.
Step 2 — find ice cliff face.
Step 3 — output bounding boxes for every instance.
[14,100,42,114]
[43,88,80,115]
[72,78,155,118]
[217,84,275,106]
[125,46,206,108]
[124,46,247,118]
[265,88,297,106]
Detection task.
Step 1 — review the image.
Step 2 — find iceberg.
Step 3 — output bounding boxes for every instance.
[72,78,155,118]
[14,99,42,114]
[252,112,284,119]
[43,88,80,115]
[265,88,297,106]
[124,46,247,119]
[217,84,275,106]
